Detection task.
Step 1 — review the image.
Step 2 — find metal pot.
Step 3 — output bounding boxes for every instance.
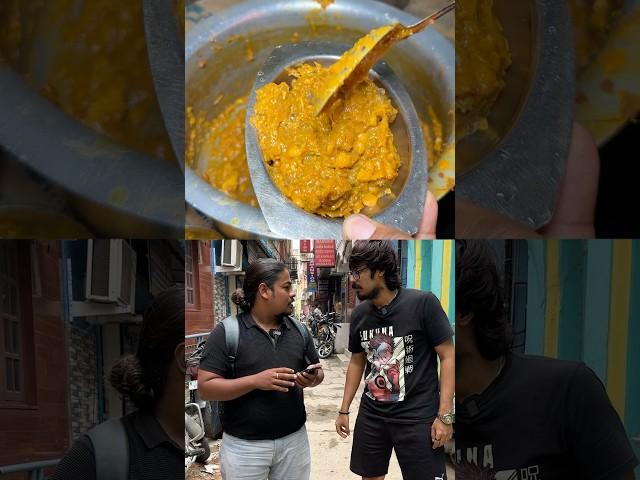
[185,0,454,238]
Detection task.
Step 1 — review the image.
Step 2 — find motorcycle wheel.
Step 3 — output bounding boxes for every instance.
[318,341,334,359]
[196,438,211,463]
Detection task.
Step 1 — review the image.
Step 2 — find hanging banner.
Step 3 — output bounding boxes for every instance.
[314,240,336,267]
[300,240,312,253]
[307,261,317,286]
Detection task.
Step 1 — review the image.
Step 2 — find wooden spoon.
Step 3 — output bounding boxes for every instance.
[313,1,455,116]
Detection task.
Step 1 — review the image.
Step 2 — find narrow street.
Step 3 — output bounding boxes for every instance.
[188,352,454,479]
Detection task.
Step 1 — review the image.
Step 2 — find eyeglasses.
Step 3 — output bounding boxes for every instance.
[349,267,367,281]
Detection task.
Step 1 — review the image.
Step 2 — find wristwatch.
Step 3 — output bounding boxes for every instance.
[437,412,454,425]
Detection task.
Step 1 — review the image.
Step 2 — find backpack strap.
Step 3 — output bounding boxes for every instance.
[87,418,129,480]
[288,316,312,365]
[221,315,240,378]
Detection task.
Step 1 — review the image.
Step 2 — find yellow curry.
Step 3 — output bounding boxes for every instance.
[456,0,618,140]
[188,90,441,212]
[568,0,619,70]
[455,0,511,139]
[189,21,446,212]
[187,98,258,207]
[251,62,400,218]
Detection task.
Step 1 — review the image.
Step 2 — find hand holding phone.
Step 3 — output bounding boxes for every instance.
[300,366,319,375]
[295,363,322,389]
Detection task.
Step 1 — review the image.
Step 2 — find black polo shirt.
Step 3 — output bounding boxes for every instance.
[51,409,183,479]
[199,312,319,440]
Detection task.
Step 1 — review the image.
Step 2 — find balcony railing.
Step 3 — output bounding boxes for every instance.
[0,459,60,480]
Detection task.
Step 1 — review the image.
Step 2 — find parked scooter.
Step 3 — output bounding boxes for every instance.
[186,339,220,439]
[185,402,210,471]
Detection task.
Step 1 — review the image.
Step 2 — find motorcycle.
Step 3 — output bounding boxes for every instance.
[315,314,341,359]
[185,402,211,471]
[309,311,336,339]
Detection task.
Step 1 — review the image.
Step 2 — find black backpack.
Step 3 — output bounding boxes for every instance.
[87,418,128,480]
[210,315,313,439]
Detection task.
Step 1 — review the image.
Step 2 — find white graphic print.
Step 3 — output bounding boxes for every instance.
[454,445,541,479]
[360,326,413,403]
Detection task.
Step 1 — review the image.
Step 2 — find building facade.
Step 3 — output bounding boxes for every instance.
[185,240,214,341]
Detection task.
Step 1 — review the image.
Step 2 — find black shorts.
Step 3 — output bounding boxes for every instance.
[350,408,446,480]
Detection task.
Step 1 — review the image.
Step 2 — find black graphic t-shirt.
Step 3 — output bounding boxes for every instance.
[454,353,639,479]
[348,288,453,423]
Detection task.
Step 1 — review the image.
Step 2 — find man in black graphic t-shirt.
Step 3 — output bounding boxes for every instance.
[454,240,638,480]
[335,241,455,480]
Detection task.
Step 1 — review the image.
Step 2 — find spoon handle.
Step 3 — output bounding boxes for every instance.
[408,1,455,35]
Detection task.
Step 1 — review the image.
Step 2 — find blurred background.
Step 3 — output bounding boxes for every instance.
[0,240,184,479]
[0,1,184,238]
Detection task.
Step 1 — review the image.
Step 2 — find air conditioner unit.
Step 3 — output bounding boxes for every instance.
[86,240,137,310]
[216,240,243,273]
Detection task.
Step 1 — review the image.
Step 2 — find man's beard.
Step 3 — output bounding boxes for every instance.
[273,301,294,319]
[354,284,380,301]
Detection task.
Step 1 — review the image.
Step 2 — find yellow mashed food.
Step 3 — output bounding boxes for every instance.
[187,94,441,211]
[455,0,511,139]
[251,62,400,218]
[456,0,618,140]
[315,0,335,9]
[568,0,619,70]
[187,98,258,207]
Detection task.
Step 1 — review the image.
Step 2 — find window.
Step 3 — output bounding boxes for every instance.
[185,242,200,309]
[0,241,35,404]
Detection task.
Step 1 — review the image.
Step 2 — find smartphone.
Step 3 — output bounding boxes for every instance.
[299,366,319,375]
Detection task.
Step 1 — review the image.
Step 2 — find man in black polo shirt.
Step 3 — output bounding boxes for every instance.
[335,241,455,480]
[198,258,323,480]
[51,288,184,480]
[454,240,638,479]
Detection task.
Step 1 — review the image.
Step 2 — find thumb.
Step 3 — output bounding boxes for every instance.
[342,191,438,239]
[417,191,438,239]
[540,122,599,238]
[342,214,412,239]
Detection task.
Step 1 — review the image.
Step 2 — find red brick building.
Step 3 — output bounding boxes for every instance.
[185,240,214,342]
[0,241,68,478]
